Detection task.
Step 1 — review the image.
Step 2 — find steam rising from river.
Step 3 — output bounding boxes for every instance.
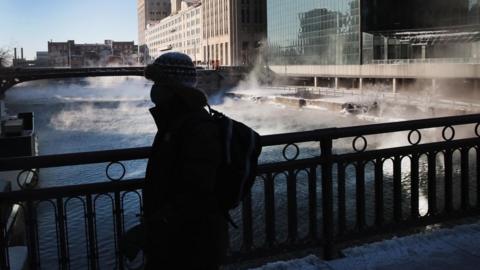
[6,76,368,142]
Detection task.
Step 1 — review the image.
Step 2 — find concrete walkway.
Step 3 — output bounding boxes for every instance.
[250,222,480,270]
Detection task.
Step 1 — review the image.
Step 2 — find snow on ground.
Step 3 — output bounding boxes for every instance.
[248,255,329,270]
[249,222,480,270]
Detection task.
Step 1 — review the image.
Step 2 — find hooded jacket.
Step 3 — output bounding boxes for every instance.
[143,84,226,268]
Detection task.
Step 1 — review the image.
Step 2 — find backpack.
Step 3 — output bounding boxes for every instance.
[207,107,262,217]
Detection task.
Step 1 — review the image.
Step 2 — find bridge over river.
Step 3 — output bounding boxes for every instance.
[0,67,144,97]
[0,66,249,98]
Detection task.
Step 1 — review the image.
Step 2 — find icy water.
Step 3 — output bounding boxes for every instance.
[5,77,373,269]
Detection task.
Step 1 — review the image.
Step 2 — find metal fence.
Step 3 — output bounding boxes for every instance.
[1,113,480,269]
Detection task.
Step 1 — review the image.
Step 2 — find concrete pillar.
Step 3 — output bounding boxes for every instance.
[421,45,426,60]
[335,77,339,90]
[384,37,388,60]
[0,99,7,120]
[314,77,318,88]
[392,78,397,94]
[474,79,479,99]
[359,78,363,92]
[432,79,437,94]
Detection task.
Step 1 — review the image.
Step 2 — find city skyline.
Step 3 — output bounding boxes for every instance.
[0,0,138,59]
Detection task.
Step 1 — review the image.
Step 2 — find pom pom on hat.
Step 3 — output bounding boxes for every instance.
[145,52,197,87]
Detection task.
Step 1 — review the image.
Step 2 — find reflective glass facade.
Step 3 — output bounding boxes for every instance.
[365,0,480,62]
[364,0,480,32]
[268,0,480,65]
[267,0,361,65]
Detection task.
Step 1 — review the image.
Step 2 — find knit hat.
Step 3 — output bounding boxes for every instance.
[145,52,197,87]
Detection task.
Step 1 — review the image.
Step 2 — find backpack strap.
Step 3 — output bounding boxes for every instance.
[225,213,238,229]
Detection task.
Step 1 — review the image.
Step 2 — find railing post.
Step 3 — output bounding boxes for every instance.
[356,161,366,230]
[56,198,69,269]
[444,149,453,213]
[241,191,253,252]
[477,148,480,209]
[410,154,420,219]
[25,201,39,270]
[375,158,384,226]
[264,173,276,247]
[460,147,470,210]
[287,169,298,243]
[337,163,346,235]
[0,199,9,270]
[114,191,124,270]
[427,152,437,215]
[86,194,99,270]
[308,166,318,241]
[321,138,334,260]
[393,156,402,222]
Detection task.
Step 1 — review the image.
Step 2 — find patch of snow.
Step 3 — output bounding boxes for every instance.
[250,223,480,270]
[248,255,330,270]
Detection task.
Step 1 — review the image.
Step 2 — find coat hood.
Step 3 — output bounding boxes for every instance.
[149,84,209,132]
[150,83,208,110]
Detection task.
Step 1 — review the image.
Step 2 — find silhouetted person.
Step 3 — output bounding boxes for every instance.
[143,52,227,269]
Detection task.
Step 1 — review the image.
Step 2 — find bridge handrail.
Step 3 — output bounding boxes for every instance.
[1,113,480,171]
[2,113,480,269]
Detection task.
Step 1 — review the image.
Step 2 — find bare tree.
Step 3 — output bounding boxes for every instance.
[0,48,11,68]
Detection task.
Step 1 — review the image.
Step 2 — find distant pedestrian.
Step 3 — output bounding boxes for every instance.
[143,52,227,270]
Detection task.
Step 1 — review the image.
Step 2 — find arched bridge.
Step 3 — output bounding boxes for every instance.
[0,66,252,98]
[0,67,145,97]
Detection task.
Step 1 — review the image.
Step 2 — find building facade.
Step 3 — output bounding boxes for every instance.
[48,40,139,67]
[145,0,203,63]
[364,0,480,63]
[267,0,480,66]
[141,0,267,66]
[202,0,267,66]
[268,0,361,66]
[138,0,172,45]
[35,52,49,67]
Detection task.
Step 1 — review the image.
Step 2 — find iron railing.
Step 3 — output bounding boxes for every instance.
[1,113,480,269]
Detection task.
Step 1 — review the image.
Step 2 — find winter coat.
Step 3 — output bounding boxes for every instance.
[143,85,227,269]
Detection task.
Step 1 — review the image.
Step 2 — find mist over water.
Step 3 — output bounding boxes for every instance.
[6,77,371,155]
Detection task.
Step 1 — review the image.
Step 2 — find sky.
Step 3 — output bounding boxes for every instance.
[0,0,138,60]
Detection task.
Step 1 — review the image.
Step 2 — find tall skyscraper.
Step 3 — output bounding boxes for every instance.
[138,0,171,45]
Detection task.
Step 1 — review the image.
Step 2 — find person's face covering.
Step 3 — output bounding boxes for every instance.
[150,84,174,109]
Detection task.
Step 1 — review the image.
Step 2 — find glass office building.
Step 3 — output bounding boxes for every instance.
[267,0,361,65]
[268,0,480,65]
[364,0,480,62]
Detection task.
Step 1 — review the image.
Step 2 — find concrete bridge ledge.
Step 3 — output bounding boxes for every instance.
[271,63,480,79]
